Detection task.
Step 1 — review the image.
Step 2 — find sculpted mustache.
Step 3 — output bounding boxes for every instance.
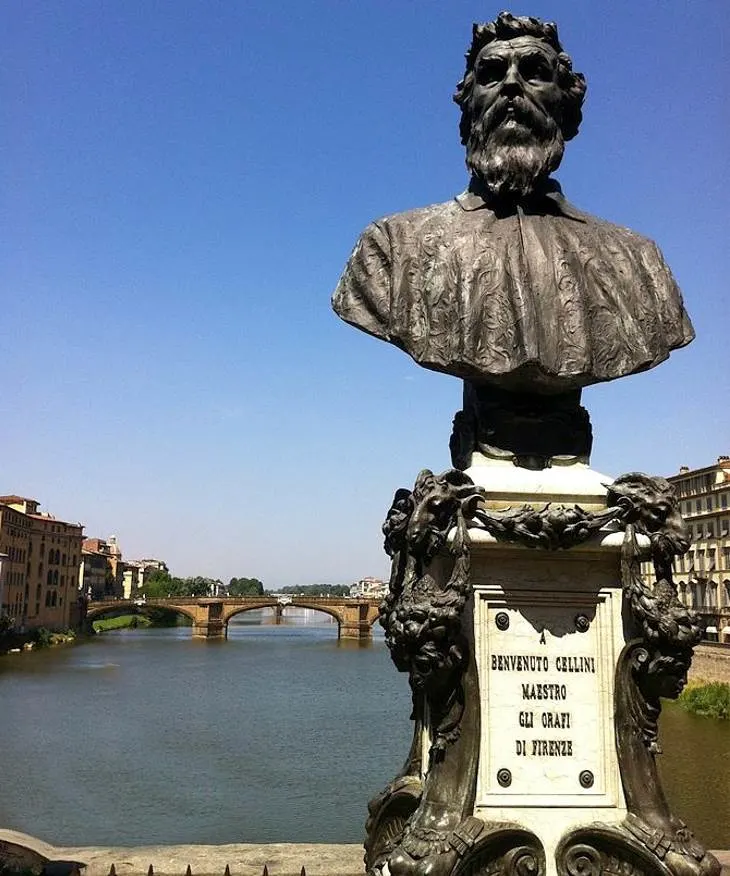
[481,96,551,134]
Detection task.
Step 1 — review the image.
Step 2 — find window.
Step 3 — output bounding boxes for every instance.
[722,493,728,510]
[708,582,718,608]
[691,582,703,608]
[707,496,714,512]
[707,522,715,538]
[696,500,702,513]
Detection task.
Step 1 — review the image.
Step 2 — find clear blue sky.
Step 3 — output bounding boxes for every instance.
[2,1,728,588]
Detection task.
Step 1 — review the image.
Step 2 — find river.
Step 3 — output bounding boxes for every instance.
[0,615,727,849]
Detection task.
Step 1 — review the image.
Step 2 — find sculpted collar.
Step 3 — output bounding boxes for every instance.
[455,177,586,222]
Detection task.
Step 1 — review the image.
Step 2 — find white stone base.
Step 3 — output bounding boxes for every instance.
[466,458,630,876]
[466,452,613,510]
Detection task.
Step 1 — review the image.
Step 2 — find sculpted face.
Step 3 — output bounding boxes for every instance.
[470,36,563,141]
[465,36,566,198]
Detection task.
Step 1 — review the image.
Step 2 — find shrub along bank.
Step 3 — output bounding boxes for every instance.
[92,609,191,633]
[677,681,730,720]
[92,614,152,633]
[0,625,76,655]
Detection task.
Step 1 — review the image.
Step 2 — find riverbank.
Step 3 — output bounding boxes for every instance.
[690,643,730,684]
[92,610,191,633]
[91,615,152,633]
[0,628,76,656]
[678,680,730,719]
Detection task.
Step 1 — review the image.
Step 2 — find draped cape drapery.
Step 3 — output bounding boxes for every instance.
[332,182,694,394]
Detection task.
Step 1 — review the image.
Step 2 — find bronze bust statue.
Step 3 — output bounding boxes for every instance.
[333,12,693,469]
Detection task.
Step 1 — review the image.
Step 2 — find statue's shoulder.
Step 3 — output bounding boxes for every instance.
[567,203,664,256]
[367,198,463,238]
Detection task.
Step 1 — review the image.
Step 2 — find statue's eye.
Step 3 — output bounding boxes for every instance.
[519,55,553,82]
[476,58,506,85]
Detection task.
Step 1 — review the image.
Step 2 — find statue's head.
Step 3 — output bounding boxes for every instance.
[454,12,586,198]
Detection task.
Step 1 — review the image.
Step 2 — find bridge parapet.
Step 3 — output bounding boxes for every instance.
[85,596,382,640]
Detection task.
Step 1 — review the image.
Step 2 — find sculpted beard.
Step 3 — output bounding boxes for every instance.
[466,96,565,198]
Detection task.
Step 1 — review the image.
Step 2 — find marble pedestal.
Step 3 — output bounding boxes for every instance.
[368,457,719,876]
[467,458,625,867]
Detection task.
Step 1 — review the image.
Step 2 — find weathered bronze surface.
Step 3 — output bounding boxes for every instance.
[332,12,694,465]
[330,11,714,876]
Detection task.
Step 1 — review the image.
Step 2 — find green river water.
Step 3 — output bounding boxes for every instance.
[0,620,727,849]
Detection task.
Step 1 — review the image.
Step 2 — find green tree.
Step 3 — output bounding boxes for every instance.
[279,584,351,597]
[138,572,222,598]
[229,577,265,596]
[183,576,217,597]
[138,569,173,598]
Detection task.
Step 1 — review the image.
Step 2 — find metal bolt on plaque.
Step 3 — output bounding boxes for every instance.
[574,614,590,633]
[497,768,512,788]
[495,611,510,631]
[579,770,594,788]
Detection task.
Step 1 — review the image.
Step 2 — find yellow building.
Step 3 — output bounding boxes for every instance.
[0,496,84,631]
[665,457,730,639]
[0,500,32,625]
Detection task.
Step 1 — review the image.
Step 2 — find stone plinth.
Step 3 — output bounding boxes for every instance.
[367,460,719,876]
[466,456,628,858]
[469,534,627,868]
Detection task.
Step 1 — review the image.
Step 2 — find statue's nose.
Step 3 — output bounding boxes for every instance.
[501,65,522,97]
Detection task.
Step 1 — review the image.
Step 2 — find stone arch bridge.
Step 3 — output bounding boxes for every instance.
[85,595,382,641]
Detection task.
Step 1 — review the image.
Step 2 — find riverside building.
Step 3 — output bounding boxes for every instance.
[80,536,124,600]
[0,496,84,631]
[665,457,730,639]
[349,576,387,598]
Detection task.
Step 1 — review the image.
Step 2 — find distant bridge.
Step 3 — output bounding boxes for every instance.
[85,595,382,640]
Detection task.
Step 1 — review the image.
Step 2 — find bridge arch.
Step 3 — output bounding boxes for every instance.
[223,601,345,633]
[85,601,198,633]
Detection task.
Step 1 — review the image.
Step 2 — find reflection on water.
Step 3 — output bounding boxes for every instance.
[0,623,727,850]
[0,623,409,847]
[659,702,730,849]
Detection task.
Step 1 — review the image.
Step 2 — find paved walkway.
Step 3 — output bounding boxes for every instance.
[0,831,363,876]
[1,829,727,876]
